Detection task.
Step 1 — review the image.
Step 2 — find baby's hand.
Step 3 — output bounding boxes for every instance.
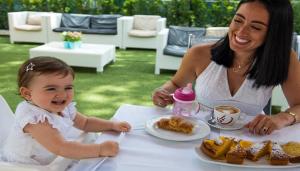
[112,121,131,132]
[99,141,119,157]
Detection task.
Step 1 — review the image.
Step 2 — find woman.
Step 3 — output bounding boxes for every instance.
[152,0,300,135]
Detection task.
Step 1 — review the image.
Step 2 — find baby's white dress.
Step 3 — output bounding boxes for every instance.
[1,101,77,165]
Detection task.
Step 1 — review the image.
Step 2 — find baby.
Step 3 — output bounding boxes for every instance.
[2,56,131,165]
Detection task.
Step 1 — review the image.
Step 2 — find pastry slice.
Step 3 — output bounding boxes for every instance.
[226,139,253,164]
[246,140,270,161]
[282,141,300,163]
[156,116,194,134]
[201,136,233,160]
[268,142,289,165]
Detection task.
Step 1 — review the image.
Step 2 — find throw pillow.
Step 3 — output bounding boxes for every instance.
[60,13,90,29]
[132,15,161,31]
[167,26,206,47]
[26,13,42,26]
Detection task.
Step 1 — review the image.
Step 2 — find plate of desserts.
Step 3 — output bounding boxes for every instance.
[194,136,300,168]
[145,115,210,141]
[205,113,248,131]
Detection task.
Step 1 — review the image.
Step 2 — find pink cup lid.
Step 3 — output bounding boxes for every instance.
[173,83,195,101]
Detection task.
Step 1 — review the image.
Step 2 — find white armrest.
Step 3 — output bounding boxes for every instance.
[157,29,169,53]
[122,16,134,33]
[0,162,40,171]
[8,11,28,27]
[48,13,61,30]
[156,18,166,32]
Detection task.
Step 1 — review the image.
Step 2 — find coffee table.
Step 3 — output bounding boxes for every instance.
[29,41,116,72]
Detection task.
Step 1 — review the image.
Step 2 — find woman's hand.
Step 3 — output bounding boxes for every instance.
[244,114,290,135]
[112,121,131,132]
[152,87,174,107]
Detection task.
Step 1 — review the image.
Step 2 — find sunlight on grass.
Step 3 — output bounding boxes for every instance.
[0,36,172,119]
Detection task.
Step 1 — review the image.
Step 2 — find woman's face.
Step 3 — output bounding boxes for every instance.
[228,1,269,55]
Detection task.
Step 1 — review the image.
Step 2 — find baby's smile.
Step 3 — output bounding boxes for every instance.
[51,99,66,105]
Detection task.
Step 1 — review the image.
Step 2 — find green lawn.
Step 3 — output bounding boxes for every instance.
[0,36,174,119]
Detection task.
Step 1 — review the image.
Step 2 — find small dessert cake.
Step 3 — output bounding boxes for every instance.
[282,142,300,163]
[268,142,289,165]
[246,141,270,161]
[201,136,233,160]
[156,116,194,134]
[226,139,253,164]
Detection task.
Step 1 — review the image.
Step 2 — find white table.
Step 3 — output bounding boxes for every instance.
[29,42,116,72]
[69,104,300,171]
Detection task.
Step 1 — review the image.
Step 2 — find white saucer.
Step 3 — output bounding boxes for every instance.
[205,113,247,130]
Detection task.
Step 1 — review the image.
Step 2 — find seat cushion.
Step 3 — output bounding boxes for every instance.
[90,14,121,29]
[133,15,161,31]
[15,24,42,31]
[128,29,157,37]
[163,45,187,57]
[167,26,206,47]
[60,13,90,29]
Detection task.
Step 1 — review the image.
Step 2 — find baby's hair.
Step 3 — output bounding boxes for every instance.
[18,56,74,89]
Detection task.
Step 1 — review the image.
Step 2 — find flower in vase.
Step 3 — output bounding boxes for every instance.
[62,31,82,42]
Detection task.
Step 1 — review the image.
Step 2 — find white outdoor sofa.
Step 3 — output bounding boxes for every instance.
[121,15,166,49]
[47,13,124,48]
[8,11,51,44]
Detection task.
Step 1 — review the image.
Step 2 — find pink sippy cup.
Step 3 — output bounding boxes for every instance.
[172,83,200,117]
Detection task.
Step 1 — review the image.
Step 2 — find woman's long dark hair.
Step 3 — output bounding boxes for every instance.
[211,0,293,88]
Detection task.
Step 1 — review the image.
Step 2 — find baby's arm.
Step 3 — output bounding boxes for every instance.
[24,120,119,159]
[73,112,131,132]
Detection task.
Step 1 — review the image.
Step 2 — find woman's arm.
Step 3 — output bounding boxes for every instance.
[152,44,212,107]
[246,51,300,135]
[280,50,300,125]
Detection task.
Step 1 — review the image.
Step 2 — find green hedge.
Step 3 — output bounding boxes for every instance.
[0,0,299,34]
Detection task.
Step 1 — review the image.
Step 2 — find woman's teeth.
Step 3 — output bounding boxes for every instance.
[235,36,249,44]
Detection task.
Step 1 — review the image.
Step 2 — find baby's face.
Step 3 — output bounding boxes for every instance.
[26,73,74,113]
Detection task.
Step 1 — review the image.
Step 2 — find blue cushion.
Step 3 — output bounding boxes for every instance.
[60,13,90,29]
[90,14,121,29]
[167,26,206,47]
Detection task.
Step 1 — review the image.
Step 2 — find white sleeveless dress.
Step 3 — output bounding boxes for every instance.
[1,101,77,165]
[195,61,273,115]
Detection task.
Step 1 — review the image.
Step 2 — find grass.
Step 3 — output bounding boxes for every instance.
[0,36,174,119]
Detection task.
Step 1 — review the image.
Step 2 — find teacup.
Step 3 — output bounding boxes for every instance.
[214,105,240,126]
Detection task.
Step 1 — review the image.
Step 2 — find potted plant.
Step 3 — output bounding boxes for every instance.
[62,31,82,49]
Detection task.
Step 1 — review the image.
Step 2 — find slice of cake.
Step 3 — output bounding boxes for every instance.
[268,142,289,165]
[246,140,270,161]
[201,136,233,160]
[226,139,253,164]
[282,142,300,163]
[156,116,194,134]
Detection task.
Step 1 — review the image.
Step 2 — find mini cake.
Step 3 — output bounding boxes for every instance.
[282,142,300,163]
[268,142,289,165]
[156,116,194,134]
[201,136,233,160]
[246,140,270,161]
[226,139,253,164]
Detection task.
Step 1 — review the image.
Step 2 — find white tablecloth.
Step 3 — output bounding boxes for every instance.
[69,104,300,171]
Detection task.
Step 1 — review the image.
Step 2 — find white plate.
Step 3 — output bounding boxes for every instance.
[205,113,247,131]
[145,115,210,141]
[194,146,300,168]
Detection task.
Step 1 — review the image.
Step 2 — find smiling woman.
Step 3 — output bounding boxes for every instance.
[152,0,300,136]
